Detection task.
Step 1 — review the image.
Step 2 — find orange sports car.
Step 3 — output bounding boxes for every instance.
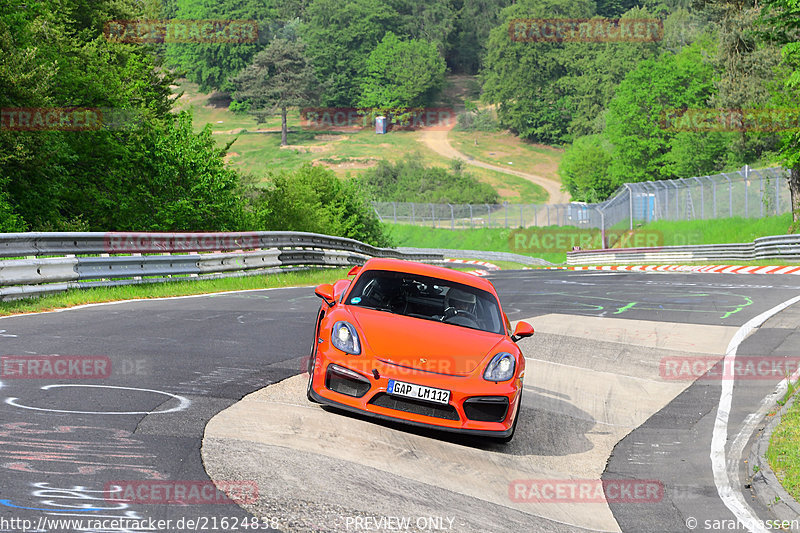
[306,258,533,442]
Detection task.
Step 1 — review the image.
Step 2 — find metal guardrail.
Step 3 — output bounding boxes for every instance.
[566,235,800,265]
[0,231,445,301]
[396,247,552,266]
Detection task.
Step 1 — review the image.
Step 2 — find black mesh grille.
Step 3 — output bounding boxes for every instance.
[325,368,370,398]
[463,396,509,422]
[369,393,460,421]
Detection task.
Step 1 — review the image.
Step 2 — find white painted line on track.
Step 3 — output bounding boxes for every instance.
[5,384,191,415]
[0,286,311,321]
[711,293,800,533]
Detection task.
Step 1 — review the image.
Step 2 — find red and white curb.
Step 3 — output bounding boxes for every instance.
[543,265,800,275]
[444,258,501,277]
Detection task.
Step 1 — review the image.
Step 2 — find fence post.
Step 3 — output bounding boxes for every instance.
[504,202,508,228]
[776,170,781,214]
[624,184,634,230]
[743,165,749,217]
[712,179,717,218]
[546,205,551,226]
[393,202,397,223]
[533,204,537,227]
[724,174,733,217]
[486,204,491,227]
[431,203,436,228]
[469,204,473,228]
[674,182,680,219]
[448,203,454,230]
[692,177,704,219]
[597,207,606,249]
[520,204,524,227]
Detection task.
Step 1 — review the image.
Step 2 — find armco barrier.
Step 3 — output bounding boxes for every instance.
[0,231,444,301]
[566,235,799,265]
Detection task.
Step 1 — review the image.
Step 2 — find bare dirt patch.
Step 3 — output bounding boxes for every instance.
[317,158,378,170]
[314,134,349,142]
[496,187,520,198]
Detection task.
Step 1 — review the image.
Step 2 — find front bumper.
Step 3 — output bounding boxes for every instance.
[309,356,521,438]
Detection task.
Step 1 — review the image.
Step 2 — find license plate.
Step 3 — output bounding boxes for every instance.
[387,380,450,405]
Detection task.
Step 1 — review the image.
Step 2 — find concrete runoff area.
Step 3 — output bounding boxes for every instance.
[202,314,739,532]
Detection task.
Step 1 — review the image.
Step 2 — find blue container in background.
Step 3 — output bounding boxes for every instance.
[375,116,387,134]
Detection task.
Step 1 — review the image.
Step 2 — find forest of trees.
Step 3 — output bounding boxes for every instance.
[2,0,799,238]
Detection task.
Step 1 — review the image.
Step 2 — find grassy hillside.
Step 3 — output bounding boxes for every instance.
[388,213,796,264]
[172,78,553,204]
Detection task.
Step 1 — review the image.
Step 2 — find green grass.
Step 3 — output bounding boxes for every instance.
[767,388,800,502]
[0,269,349,316]
[387,224,566,264]
[388,213,798,265]
[466,166,548,203]
[449,130,563,182]
[641,215,794,245]
[173,79,552,203]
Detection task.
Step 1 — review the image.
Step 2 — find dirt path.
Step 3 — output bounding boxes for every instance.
[419,129,571,205]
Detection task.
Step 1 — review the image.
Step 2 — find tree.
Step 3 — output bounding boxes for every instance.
[302,0,401,107]
[232,38,319,146]
[390,0,457,58]
[759,0,800,227]
[703,1,783,167]
[164,0,277,93]
[605,40,719,184]
[559,135,615,202]
[358,32,447,112]
[82,113,248,231]
[256,164,390,246]
[447,0,513,74]
[0,0,251,232]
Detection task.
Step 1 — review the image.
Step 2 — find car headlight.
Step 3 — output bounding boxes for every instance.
[483,352,515,382]
[331,321,361,355]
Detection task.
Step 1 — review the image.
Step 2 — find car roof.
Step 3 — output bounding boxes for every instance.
[360,258,497,294]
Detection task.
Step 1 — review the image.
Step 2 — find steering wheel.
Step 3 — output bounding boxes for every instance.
[441,306,479,324]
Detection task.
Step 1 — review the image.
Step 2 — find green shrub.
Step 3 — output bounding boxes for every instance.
[456,108,498,132]
[228,99,251,115]
[359,153,499,204]
[255,164,391,247]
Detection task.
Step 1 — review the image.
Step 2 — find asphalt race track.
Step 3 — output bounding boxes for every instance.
[1,270,799,532]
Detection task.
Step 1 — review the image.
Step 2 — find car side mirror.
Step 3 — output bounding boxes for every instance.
[512,321,534,342]
[314,283,335,306]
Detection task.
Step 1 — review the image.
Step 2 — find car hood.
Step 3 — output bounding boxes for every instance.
[348,307,505,375]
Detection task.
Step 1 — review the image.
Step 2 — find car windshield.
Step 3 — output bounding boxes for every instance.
[345,269,505,335]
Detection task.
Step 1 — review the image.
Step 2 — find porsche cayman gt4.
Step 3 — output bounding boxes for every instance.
[306,258,533,442]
